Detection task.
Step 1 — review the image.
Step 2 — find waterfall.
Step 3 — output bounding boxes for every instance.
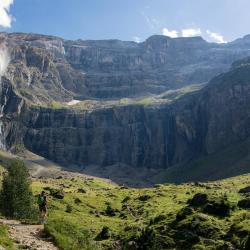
[0,45,10,150]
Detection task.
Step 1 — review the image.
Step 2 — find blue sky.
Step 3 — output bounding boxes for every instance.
[1,0,250,43]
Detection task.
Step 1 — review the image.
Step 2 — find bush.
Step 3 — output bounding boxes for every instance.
[138,195,151,202]
[74,198,82,205]
[175,214,222,240]
[135,227,159,250]
[65,204,73,213]
[203,200,232,217]
[0,160,35,219]
[188,193,208,207]
[176,207,193,221]
[105,204,116,216]
[150,214,167,224]
[95,226,110,240]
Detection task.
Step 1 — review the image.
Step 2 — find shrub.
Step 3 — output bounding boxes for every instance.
[122,196,131,203]
[138,195,151,202]
[65,204,73,213]
[105,204,116,216]
[188,193,208,207]
[74,198,82,205]
[176,207,193,221]
[0,160,35,219]
[150,214,168,225]
[203,200,232,217]
[95,226,110,240]
[175,214,222,240]
[135,227,159,250]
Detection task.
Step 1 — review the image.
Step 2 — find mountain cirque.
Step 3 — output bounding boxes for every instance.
[1,32,250,185]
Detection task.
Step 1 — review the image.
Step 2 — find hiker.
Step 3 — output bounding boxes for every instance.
[37,191,48,224]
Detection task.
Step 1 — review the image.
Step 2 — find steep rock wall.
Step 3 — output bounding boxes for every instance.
[3,33,250,100]
[20,64,250,169]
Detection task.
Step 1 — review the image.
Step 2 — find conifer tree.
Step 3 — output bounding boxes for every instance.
[0,160,33,219]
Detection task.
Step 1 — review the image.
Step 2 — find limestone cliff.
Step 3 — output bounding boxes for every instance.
[1,33,250,182]
[18,61,250,172]
[3,32,250,101]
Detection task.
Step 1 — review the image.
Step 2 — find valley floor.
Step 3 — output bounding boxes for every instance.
[0,150,250,249]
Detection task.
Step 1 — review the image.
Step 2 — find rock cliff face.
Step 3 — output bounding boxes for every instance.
[3,32,250,101]
[1,33,250,180]
[19,61,250,170]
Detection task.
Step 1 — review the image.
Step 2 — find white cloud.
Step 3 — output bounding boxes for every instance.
[182,28,202,37]
[162,28,178,38]
[0,0,14,28]
[133,36,141,43]
[206,30,227,43]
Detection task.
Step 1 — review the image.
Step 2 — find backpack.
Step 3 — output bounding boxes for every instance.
[37,195,45,206]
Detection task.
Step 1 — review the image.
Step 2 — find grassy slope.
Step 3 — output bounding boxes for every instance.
[0,224,14,250]
[31,172,250,249]
[164,140,250,183]
[0,152,250,249]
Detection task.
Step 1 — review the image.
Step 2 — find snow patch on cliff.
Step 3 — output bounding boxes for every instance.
[67,100,81,106]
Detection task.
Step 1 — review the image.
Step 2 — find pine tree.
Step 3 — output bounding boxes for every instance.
[0,160,34,219]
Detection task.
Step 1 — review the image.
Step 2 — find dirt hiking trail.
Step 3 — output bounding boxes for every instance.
[0,219,58,250]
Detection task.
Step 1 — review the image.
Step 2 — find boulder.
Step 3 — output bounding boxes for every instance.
[239,186,250,194]
[188,193,208,207]
[138,195,151,202]
[52,191,65,199]
[238,199,250,209]
[77,188,86,193]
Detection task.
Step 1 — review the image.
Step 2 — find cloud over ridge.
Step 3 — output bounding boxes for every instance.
[162,26,226,44]
[206,30,227,43]
[0,0,14,28]
[181,28,202,37]
[162,28,179,38]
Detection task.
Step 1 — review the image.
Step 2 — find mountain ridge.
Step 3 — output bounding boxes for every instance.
[3,31,250,101]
